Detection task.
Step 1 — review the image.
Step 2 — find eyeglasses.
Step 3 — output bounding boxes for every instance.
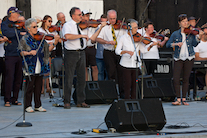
[75,14,82,16]
[48,20,53,23]
[31,25,38,28]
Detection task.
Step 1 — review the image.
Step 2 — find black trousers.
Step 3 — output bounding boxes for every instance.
[103,50,124,97]
[64,49,86,104]
[143,59,157,75]
[122,66,138,99]
[25,75,43,108]
[4,56,22,103]
[173,59,194,98]
[0,57,5,96]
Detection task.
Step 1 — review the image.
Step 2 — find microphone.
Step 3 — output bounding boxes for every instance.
[8,24,20,28]
[128,23,132,30]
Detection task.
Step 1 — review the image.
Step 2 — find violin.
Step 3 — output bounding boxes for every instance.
[113,20,128,30]
[78,19,104,29]
[33,32,66,42]
[184,26,200,35]
[131,32,152,45]
[150,29,170,41]
[33,32,54,41]
[0,34,12,43]
[48,25,61,32]
[15,20,25,29]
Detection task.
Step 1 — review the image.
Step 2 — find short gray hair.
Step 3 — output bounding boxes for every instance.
[25,18,37,30]
[127,19,138,26]
[107,9,117,17]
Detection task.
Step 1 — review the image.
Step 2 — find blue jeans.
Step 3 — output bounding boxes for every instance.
[96,58,108,81]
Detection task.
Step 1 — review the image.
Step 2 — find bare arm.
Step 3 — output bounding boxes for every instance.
[195,52,207,61]
[90,22,107,43]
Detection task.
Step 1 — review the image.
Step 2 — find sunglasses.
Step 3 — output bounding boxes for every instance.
[31,25,38,28]
[48,20,53,23]
[75,14,82,16]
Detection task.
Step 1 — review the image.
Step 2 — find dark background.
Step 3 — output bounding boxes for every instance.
[104,0,207,33]
[16,0,207,34]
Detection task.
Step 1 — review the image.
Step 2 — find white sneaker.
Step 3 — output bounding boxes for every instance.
[34,106,46,112]
[25,106,34,113]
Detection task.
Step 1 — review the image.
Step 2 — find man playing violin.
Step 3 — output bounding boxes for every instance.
[142,21,168,75]
[81,10,98,81]
[194,24,207,95]
[1,7,26,107]
[96,9,127,98]
[62,7,106,109]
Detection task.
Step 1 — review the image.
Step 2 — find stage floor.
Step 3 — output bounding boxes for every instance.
[0,88,207,138]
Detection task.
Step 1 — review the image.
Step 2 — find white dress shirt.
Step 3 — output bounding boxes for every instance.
[142,34,160,59]
[38,27,58,50]
[62,19,87,50]
[82,28,94,46]
[97,24,127,51]
[194,40,207,58]
[0,43,5,57]
[116,33,144,68]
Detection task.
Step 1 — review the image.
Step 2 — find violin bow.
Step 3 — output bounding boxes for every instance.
[116,17,125,39]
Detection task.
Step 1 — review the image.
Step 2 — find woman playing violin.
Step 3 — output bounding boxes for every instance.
[142,21,168,75]
[38,15,60,94]
[18,18,59,112]
[115,19,143,99]
[166,14,199,106]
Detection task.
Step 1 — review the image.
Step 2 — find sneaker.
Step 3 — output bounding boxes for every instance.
[25,106,34,113]
[34,106,46,112]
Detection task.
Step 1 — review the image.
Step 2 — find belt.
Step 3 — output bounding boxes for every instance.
[104,49,115,52]
[86,46,95,49]
[67,49,85,52]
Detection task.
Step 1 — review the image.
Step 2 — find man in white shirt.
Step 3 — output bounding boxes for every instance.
[82,10,98,81]
[62,7,106,109]
[96,10,127,98]
[194,25,207,93]
[142,21,168,75]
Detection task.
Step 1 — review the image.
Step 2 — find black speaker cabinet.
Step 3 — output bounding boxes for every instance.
[85,80,118,104]
[139,78,175,100]
[105,99,166,132]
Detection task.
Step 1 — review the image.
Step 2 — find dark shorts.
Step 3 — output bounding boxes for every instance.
[85,46,96,67]
[50,50,56,58]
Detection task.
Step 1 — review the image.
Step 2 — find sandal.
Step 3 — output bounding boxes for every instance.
[46,89,56,93]
[25,106,34,113]
[172,100,181,106]
[34,106,47,112]
[76,103,90,108]
[12,101,22,105]
[182,101,189,105]
[4,102,11,107]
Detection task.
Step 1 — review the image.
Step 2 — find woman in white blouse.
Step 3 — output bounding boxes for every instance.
[115,19,144,99]
[38,15,60,94]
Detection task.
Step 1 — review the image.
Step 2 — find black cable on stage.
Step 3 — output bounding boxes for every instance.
[0,114,23,131]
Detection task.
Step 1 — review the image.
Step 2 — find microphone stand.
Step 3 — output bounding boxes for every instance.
[59,22,65,99]
[14,28,32,127]
[129,28,142,99]
[138,0,153,99]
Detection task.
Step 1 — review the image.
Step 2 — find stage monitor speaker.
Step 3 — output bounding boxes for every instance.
[105,99,166,132]
[85,80,118,104]
[139,78,175,100]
